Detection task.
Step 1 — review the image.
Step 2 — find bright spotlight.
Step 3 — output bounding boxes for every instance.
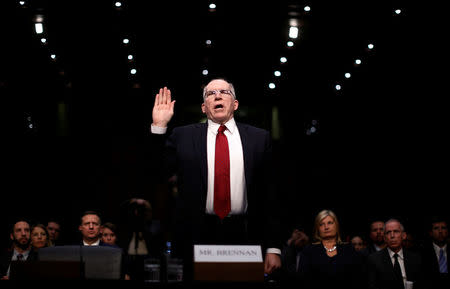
[289,26,299,39]
[35,23,44,34]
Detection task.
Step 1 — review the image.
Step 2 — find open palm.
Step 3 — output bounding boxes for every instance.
[152,87,176,127]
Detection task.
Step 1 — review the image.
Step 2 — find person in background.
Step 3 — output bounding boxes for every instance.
[101,222,119,247]
[28,223,51,260]
[101,221,131,280]
[281,226,310,284]
[78,211,104,246]
[30,224,50,250]
[351,235,366,252]
[367,218,424,289]
[299,210,364,289]
[0,219,32,280]
[420,216,448,289]
[361,219,387,258]
[46,219,62,246]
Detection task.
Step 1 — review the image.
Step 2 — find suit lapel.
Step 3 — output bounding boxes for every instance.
[381,249,397,279]
[236,122,251,188]
[403,249,412,280]
[198,123,208,204]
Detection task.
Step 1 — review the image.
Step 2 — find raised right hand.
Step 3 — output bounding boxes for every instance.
[152,87,176,128]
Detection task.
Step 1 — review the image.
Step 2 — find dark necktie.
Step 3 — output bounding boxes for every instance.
[16,253,24,261]
[439,248,448,273]
[214,125,231,219]
[393,253,404,289]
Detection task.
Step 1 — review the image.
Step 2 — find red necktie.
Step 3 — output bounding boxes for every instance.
[214,125,231,219]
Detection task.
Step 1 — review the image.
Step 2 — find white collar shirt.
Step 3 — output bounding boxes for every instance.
[83,239,100,246]
[205,118,247,215]
[388,247,406,287]
[433,242,447,261]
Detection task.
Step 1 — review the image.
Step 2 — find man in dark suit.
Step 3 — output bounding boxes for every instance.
[78,210,108,247]
[0,219,31,279]
[150,78,282,278]
[367,218,424,289]
[420,217,449,289]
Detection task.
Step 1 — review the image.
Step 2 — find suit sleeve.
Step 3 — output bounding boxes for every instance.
[149,127,178,182]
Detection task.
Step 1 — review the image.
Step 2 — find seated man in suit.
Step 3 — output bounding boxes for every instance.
[420,216,448,289]
[78,211,105,246]
[150,78,282,280]
[367,218,424,289]
[0,218,32,280]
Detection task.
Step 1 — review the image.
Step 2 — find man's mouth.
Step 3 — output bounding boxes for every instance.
[214,104,224,110]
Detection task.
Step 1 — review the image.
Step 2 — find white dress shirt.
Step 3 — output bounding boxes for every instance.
[83,239,100,246]
[433,242,447,259]
[388,248,407,288]
[205,118,247,215]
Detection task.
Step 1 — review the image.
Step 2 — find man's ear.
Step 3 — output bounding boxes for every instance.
[10,233,13,241]
[201,103,206,114]
[401,232,407,241]
[233,100,239,111]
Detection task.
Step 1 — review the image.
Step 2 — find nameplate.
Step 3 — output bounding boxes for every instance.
[194,245,263,263]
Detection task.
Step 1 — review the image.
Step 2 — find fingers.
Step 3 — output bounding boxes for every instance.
[155,87,172,105]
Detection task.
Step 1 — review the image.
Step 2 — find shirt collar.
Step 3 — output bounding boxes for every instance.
[83,239,100,246]
[207,117,237,135]
[433,242,447,253]
[13,249,30,258]
[388,247,404,259]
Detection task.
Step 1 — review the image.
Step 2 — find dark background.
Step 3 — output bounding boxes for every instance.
[1,0,447,247]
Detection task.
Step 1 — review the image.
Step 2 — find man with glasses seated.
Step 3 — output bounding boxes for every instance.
[150,77,282,281]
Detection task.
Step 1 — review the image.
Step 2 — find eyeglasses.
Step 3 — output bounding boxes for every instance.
[204,89,234,98]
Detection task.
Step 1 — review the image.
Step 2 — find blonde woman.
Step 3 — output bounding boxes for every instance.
[298,210,364,289]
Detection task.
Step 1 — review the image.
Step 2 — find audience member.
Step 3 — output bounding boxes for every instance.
[350,235,366,252]
[420,216,449,289]
[28,223,51,260]
[367,218,424,289]
[298,210,364,289]
[46,219,62,246]
[402,231,418,252]
[281,226,310,283]
[0,219,31,280]
[361,220,386,257]
[118,198,163,280]
[101,222,119,247]
[101,221,132,280]
[78,210,104,246]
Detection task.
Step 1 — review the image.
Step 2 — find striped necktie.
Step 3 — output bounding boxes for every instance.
[439,248,448,273]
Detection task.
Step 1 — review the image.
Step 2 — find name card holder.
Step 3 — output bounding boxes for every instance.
[193,245,264,282]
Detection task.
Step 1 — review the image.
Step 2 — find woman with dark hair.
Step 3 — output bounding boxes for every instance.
[28,223,51,261]
[298,209,364,289]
